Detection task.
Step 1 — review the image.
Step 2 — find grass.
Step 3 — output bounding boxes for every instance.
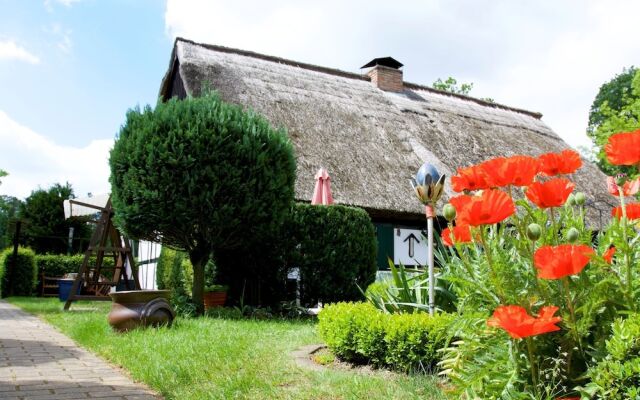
[8,297,446,400]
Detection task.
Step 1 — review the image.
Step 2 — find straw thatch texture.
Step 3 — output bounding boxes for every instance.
[159,38,615,227]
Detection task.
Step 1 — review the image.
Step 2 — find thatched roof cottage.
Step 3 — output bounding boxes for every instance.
[159,38,614,268]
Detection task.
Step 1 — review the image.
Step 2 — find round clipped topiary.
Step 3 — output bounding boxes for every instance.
[109,92,296,314]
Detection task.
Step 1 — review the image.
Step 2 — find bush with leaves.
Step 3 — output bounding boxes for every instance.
[288,204,377,306]
[363,259,456,314]
[0,247,37,297]
[110,92,296,314]
[318,302,453,372]
[435,137,640,398]
[580,314,640,398]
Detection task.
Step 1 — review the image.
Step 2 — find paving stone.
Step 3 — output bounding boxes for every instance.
[0,301,161,400]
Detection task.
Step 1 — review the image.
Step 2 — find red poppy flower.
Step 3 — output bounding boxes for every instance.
[451,165,490,192]
[525,178,575,208]
[480,155,540,187]
[454,189,516,226]
[605,130,640,166]
[441,225,473,246]
[611,203,640,220]
[487,305,561,339]
[534,244,595,279]
[538,149,582,176]
[603,246,616,264]
[607,176,640,197]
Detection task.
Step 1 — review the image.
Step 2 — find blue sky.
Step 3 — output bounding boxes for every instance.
[1,0,639,199]
[0,0,168,147]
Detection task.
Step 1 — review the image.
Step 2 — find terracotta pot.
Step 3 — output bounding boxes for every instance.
[203,291,227,310]
[108,290,175,332]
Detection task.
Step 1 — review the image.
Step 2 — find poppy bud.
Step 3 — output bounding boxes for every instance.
[566,194,576,206]
[615,174,627,186]
[443,204,456,221]
[574,192,586,205]
[526,223,542,241]
[566,227,580,243]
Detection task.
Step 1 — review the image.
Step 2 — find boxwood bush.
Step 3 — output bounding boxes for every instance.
[0,247,37,297]
[318,302,453,372]
[288,204,377,306]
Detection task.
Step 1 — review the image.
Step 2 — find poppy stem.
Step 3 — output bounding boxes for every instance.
[549,207,558,245]
[525,338,539,392]
[617,187,633,310]
[562,277,584,356]
[479,226,502,300]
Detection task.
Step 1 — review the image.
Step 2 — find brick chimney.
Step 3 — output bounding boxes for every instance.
[361,57,404,92]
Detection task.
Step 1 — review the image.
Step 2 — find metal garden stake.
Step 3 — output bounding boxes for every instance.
[410,163,445,315]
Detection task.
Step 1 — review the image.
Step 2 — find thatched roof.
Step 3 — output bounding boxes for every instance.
[159,38,615,227]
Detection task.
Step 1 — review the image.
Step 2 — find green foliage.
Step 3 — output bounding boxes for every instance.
[0,247,37,297]
[35,253,114,281]
[587,67,640,175]
[288,204,377,306]
[0,195,22,249]
[588,66,637,133]
[156,247,191,299]
[581,314,640,399]
[432,77,474,95]
[20,183,91,254]
[318,302,453,372]
[363,259,456,314]
[109,92,296,314]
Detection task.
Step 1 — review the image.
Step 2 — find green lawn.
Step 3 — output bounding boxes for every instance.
[8,298,445,400]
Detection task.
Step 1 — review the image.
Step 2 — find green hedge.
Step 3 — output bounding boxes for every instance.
[318,302,453,372]
[583,314,640,398]
[289,204,377,306]
[0,247,37,297]
[35,254,115,291]
[156,247,192,298]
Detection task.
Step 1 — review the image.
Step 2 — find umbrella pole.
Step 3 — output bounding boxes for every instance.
[426,205,435,316]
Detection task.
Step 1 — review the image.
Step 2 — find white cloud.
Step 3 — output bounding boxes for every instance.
[0,40,40,64]
[44,0,81,12]
[0,110,112,200]
[164,0,640,150]
[45,23,73,53]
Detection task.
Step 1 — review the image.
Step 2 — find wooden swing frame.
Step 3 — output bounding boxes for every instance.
[63,197,141,310]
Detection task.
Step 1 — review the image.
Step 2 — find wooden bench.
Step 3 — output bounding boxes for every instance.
[40,273,62,297]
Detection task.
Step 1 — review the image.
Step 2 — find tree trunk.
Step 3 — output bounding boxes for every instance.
[189,248,209,316]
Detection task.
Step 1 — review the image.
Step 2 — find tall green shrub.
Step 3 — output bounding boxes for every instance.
[1,247,37,297]
[288,204,377,306]
[110,92,296,314]
[156,247,191,299]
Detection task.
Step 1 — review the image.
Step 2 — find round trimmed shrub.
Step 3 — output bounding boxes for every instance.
[109,92,296,313]
[1,247,37,297]
[288,204,377,306]
[318,302,453,371]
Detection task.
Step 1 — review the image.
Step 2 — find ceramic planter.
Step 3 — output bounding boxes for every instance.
[203,291,227,310]
[108,290,175,332]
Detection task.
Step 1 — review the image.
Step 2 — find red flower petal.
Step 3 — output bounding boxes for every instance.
[534,244,594,279]
[525,178,575,209]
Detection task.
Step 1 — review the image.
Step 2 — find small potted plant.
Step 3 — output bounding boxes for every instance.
[203,284,228,310]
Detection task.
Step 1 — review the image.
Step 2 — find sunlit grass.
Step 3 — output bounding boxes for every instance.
[9,297,445,400]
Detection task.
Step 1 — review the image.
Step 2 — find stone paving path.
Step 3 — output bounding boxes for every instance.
[0,301,161,400]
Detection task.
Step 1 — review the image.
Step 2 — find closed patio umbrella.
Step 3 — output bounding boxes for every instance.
[311,168,334,205]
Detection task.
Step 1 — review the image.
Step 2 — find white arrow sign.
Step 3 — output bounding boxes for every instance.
[393,228,428,266]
